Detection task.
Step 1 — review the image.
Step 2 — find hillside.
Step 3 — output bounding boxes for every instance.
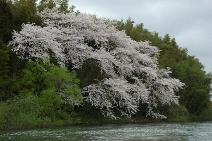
[0,0,211,129]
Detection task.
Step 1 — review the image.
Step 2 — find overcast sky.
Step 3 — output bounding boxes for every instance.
[71,0,212,73]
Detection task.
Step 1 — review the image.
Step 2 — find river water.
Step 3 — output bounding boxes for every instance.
[1,122,212,141]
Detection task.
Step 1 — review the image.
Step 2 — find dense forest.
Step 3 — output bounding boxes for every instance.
[0,0,211,129]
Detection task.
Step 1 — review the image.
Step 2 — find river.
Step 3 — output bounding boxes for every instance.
[1,122,212,141]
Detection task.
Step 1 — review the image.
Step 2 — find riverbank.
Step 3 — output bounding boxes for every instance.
[1,102,212,131]
[1,113,212,131]
[1,119,212,131]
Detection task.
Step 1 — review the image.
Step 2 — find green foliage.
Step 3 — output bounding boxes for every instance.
[183,88,209,114]
[78,59,108,88]
[0,1,83,128]
[0,0,13,42]
[58,0,70,13]
[44,64,81,101]
[7,92,69,128]
[38,0,75,13]
[198,102,212,121]
[0,61,82,128]
[165,105,190,122]
[12,0,42,28]
[0,102,10,128]
[38,0,56,12]
[18,61,82,103]
[39,90,63,119]
[9,94,42,126]
[0,0,42,101]
[115,19,211,115]
[0,43,10,101]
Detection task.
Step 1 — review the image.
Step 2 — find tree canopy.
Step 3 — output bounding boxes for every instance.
[10,9,184,119]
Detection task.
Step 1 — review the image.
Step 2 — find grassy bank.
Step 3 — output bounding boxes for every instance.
[1,102,212,131]
[0,101,149,130]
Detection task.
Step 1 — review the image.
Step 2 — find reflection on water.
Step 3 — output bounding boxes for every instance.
[0,122,212,141]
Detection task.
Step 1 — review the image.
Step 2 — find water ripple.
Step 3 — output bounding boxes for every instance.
[1,122,212,141]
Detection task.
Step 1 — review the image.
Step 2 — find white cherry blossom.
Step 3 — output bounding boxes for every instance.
[10,9,184,119]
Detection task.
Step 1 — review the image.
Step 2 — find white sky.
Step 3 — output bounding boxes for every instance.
[71,0,212,73]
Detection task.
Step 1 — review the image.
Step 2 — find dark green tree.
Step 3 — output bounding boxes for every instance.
[0,43,10,101]
[0,0,13,42]
[38,0,56,12]
[0,0,42,101]
[125,18,134,36]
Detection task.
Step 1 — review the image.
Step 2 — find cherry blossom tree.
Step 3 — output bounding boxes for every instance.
[9,9,184,119]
